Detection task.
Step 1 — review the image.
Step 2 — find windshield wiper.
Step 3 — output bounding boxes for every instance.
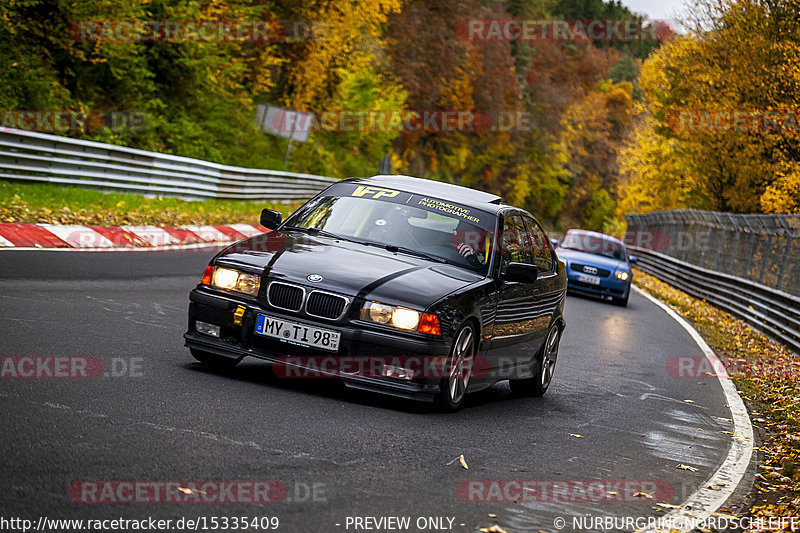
[353,239,447,263]
[282,225,353,242]
[383,244,448,264]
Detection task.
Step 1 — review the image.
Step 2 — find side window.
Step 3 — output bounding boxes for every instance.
[500,214,533,274]
[524,216,555,273]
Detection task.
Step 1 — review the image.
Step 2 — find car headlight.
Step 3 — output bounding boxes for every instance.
[360,301,440,335]
[207,266,261,296]
[361,301,420,330]
[615,271,630,281]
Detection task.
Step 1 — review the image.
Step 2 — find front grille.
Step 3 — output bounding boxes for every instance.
[306,291,348,320]
[569,280,624,294]
[570,263,611,277]
[267,282,304,312]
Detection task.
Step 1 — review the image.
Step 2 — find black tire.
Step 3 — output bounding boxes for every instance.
[510,324,561,397]
[190,348,242,369]
[436,323,476,412]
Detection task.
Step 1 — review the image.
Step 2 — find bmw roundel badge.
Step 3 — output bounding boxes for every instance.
[307,274,323,282]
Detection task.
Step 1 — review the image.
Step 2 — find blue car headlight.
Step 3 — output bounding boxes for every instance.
[615,270,630,281]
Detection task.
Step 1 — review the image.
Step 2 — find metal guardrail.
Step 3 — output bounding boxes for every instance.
[0,128,337,201]
[628,246,800,354]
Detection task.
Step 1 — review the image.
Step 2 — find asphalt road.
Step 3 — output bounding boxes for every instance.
[0,249,738,533]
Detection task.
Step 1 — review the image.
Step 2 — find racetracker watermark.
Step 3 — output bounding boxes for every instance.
[69,481,289,504]
[457,19,674,42]
[667,109,800,134]
[273,355,493,380]
[666,355,726,378]
[457,480,673,502]
[666,355,798,380]
[70,20,330,43]
[0,110,149,133]
[263,109,533,134]
[0,356,143,379]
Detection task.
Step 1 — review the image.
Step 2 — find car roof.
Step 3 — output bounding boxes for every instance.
[345,175,505,213]
[564,229,624,245]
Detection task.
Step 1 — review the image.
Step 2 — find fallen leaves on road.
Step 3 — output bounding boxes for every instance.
[655,502,682,509]
[446,454,468,469]
[177,487,206,495]
[676,464,699,472]
[633,491,653,499]
[569,433,583,438]
[479,525,508,533]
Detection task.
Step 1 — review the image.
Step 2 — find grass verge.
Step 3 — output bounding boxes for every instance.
[633,268,800,530]
[0,181,303,226]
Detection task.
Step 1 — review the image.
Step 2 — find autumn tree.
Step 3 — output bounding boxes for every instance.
[619,0,800,215]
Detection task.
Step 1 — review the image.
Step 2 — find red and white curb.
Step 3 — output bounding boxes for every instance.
[0,223,268,251]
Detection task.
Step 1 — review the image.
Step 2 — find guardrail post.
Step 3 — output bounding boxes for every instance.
[776,237,793,292]
[728,227,740,275]
[689,210,700,265]
[742,217,759,279]
[759,233,773,285]
[711,212,723,271]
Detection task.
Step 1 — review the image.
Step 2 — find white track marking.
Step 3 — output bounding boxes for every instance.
[181,225,230,242]
[227,224,264,237]
[38,224,115,248]
[0,242,227,252]
[121,225,180,246]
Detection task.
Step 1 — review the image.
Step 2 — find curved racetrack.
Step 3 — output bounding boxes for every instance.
[0,249,744,532]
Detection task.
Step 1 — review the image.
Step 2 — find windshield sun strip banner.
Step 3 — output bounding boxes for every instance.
[328,182,495,231]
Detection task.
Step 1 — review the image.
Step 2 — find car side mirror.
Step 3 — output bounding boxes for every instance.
[629,255,638,264]
[504,262,538,283]
[550,238,559,248]
[260,208,282,230]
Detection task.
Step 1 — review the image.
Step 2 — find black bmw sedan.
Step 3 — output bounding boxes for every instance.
[185,175,567,411]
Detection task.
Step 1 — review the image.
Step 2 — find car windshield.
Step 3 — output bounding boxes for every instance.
[283,185,495,274]
[559,231,627,261]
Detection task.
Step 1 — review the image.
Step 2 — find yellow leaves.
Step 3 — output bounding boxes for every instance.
[284,0,403,110]
[446,455,468,469]
[677,463,698,471]
[656,502,681,509]
[627,1,800,214]
[760,163,800,214]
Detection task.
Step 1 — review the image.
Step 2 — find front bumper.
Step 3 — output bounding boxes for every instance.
[565,272,630,299]
[184,287,450,401]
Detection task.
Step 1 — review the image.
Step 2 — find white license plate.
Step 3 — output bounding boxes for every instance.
[255,314,340,352]
[577,273,601,285]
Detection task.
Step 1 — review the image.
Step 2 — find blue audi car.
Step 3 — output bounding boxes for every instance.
[554,229,636,307]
